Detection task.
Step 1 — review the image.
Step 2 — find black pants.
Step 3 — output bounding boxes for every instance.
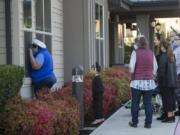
[160,87,176,112]
[33,77,56,96]
[93,92,103,119]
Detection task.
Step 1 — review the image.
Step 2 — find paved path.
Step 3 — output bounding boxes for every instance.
[174,118,180,135]
[90,106,179,135]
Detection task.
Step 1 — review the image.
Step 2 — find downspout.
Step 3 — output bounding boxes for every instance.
[5,0,12,64]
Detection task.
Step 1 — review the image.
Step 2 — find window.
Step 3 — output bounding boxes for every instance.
[95,3,104,67]
[23,0,52,76]
[23,0,32,28]
[35,0,51,32]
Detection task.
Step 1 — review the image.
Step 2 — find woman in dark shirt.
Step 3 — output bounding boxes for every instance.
[157,41,177,122]
[91,62,104,125]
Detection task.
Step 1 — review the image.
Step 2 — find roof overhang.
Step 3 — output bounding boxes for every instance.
[110,0,180,13]
[108,0,130,12]
[125,0,179,7]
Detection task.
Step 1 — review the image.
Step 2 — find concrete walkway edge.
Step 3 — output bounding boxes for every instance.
[90,104,178,135]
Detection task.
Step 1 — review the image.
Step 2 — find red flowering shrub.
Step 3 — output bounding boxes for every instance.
[1,90,80,135]
[84,66,131,122]
[1,96,32,135]
[1,66,130,134]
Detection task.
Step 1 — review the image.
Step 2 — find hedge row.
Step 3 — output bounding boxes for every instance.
[0,65,131,135]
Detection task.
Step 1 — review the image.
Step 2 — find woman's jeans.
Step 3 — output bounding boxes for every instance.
[131,88,153,125]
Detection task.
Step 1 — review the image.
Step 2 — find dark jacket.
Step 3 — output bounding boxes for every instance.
[92,75,104,94]
[158,52,178,88]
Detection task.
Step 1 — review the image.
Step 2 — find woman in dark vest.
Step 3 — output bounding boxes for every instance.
[157,40,177,122]
[129,36,158,128]
[29,39,56,96]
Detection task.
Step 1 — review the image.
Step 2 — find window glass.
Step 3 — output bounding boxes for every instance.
[44,0,51,32]
[96,39,100,64]
[36,34,44,41]
[100,5,103,38]
[23,0,32,28]
[95,4,100,38]
[45,35,52,52]
[36,0,43,31]
[95,3,104,66]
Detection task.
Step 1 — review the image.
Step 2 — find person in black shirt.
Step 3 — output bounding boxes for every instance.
[91,62,105,125]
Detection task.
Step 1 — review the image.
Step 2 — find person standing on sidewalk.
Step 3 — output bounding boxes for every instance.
[154,33,166,120]
[91,62,105,125]
[129,36,158,129]
[172,35,180,116]
[156,40,177,122]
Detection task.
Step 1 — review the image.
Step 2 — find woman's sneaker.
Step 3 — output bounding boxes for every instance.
[91,118,105,125]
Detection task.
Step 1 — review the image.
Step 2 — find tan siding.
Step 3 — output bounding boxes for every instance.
[0,0,6,64]
[52,0,64,88]
[11,0,23,66]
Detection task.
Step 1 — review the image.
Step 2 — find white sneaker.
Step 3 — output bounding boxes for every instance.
[91,118,105,125]
[91,119,99,125]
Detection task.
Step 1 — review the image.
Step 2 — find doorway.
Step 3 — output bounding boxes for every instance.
[109,19,138,66]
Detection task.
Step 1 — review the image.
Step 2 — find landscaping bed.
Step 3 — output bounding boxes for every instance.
[0,65,131,135]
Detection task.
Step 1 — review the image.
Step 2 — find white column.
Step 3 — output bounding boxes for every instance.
[20,77,33,99]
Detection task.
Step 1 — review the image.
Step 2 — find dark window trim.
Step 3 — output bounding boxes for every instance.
[5,0,12,64]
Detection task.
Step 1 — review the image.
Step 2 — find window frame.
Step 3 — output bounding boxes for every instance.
[23,0,52,76]
[23,0,52,44]
[94,1,105,67]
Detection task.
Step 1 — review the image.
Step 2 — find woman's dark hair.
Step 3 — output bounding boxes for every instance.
[138,36,148,48]
[155,33,161,41]
[154,33,163,55]
[160,41,175,62]
[95,62,101,73]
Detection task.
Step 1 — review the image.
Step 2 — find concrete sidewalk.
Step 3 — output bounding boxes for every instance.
[90,106,178,135]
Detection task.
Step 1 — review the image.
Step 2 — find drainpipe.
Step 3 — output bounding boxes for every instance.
[5,0,12,64]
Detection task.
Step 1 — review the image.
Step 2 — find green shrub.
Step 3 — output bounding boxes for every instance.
[0,65,24,111]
